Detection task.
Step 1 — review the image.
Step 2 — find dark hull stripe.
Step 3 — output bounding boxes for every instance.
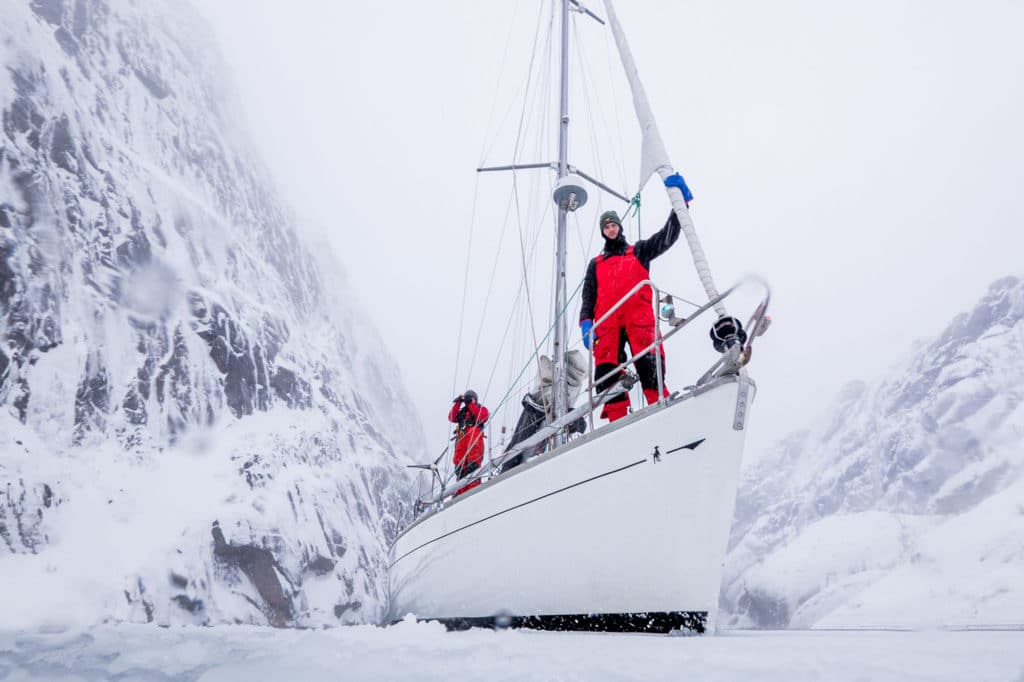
[390,458,647,568]
[417,611,707,634]
[667,438,706,454]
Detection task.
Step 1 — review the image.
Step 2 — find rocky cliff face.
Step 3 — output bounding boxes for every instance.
[723,276,1024,628]
[0,0,423,628]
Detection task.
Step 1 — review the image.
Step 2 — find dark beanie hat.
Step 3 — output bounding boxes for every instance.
[599,210,621,231]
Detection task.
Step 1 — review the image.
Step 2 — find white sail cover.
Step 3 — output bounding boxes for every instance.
[601,0,726,317]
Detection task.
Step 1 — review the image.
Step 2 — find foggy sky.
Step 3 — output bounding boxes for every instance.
[196,0,1024,461]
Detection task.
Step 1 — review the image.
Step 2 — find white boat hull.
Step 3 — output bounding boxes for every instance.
[387,377,752,633]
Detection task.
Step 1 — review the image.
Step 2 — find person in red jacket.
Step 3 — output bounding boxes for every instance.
[448,390,489,495]
[579,174,689,422]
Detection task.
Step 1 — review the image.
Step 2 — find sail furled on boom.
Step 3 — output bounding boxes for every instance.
[600,0,727,318]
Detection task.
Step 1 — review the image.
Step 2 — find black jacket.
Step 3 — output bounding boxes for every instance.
[579,211,681,322]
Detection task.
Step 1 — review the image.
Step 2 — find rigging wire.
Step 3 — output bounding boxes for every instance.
[573,16,617,204]
[480,0,548,167]
[435,279,582,493]
[568,12,625,308]
[456,1,537,402]
[497,291,527,443]
[503,0,556,404]
[488,279,584,423]
[570,14,610,266]
[599,19,631,198]
[510,172,544,401]
[572,209,597,271]
[511,1,554,165]
[459,0,549,393]
[449,172,483,404]
[482,199,554,403]
[470,0,556,446]
[454,0,648,483]
[486,128,555,433]
[481,220,552,432]
[465,184,525,381]
[477,0,526,168]
[452,2,533,460]
[469,0,556,436]
[469,166,551,391]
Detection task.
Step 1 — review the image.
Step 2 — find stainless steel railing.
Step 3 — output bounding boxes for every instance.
[412,275,771,513]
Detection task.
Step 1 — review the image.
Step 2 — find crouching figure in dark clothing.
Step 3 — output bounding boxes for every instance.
[449,390,489,496]
[499,351,588,474]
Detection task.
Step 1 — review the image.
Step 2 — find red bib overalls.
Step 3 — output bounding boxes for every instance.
[593,246,667,419]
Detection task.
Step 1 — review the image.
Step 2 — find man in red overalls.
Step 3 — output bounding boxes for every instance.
[448,390,489,495]
[579,174,688,422]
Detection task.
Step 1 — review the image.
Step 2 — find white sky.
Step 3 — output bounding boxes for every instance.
[195,0,1024,461]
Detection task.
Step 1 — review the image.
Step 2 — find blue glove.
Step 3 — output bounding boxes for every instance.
[580,320,594,350]
[664,172,693,204]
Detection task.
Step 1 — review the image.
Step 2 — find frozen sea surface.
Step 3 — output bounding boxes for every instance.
[1,620,1022,681]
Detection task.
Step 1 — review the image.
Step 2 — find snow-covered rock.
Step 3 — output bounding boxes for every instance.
[723,276,1024,628]
[0,0,424,628]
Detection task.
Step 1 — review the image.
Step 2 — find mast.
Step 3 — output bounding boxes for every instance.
[551,0,571,434]
[477,0,610,442]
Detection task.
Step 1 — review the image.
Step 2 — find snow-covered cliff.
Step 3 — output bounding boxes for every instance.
[1,0,424,628]
[724,276,1024,628]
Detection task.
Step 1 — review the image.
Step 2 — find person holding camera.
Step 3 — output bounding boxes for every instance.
[448,390,490,495]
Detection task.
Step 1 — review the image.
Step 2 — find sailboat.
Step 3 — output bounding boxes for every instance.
[387,0,771,634]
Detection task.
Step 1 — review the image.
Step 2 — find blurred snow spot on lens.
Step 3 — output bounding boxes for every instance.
[121,260,182,320]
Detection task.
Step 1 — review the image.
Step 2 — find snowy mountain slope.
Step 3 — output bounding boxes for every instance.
[723,276,1024,628]
[0,0,424,628]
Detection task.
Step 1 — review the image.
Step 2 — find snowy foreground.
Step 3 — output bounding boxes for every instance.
[1,620,1022,681]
